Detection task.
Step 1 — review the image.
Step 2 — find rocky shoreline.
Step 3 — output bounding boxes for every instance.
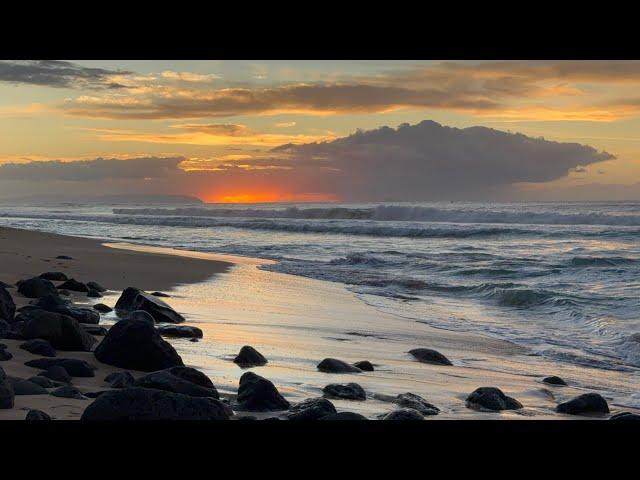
[0,264,636,421]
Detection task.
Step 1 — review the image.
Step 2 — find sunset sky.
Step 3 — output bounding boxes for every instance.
[1,60,640,202]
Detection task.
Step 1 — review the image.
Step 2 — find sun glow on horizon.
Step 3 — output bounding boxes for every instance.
[201,191,339,204]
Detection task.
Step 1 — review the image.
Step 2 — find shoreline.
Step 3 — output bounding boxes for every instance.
[0,225,635,420]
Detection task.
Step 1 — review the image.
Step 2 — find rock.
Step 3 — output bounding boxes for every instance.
[2,321,24,340]
[81,387,230,420]
[8,377,48,395]
[157,325,203,339]
[23,295,100,324]
[82,325,108,336]
[105,371,135,388]
[317,358,362,373]
[25,358,96,377]
[28,376,57,388]
[556,393,609,415]
[20,339,56,357]
[87,281,106,292]
[115,287,185,323]
[353,360,374,371]
[543,376,567,386]
[19,309,96,351]
[0,320,9,338]
[56,255,72,260]
[57,278,88,292]
[93,303,112,313]
[319,412,368,420]
[39,272,68,281]
[58,290,70,296]
[190,338,198,343]
[38,366,71,383]
[0,349,12,361]
[609,412,640,421]
[233,345,267,367]
[0,287,16,322]
[288,397,337,421]
[114,287,143,311]
[26,409,51,421]
[127,310,155,325]
[236,372,290,411]
[322,383,366,401]
[381,409,425,420]
[94,318,183,372]
[151,291,170,297]
[409,348,453,366]
[51,385,87,400]
[87,290,102,298]
[17,277,58,299]
[0,281,13,289]
[166,365,215,389]
[134,367,219,398]
[85,391,108,399]
[0,367,15,408]
[466,387,523,411]
[393,392,439,416]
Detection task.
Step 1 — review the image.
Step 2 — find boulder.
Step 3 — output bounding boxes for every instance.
[87,290,102,298]
[236,372,290,411]
[151,291,170,297]
[115,287,185,323]
[26,409,52,421]
[556,393,609,415]
[28,376,57,388]
[288,397,337,421]
[93,303,113,313]
[409,348,453,366]
[55,255,72,260]
[82,325,108,336]
[466,387,523,411]
[322,383,366,401]
[609,412,640,421]
[81,387,230,420]
[134,367,219,398]
[393,392,439,416]
[381,409,425,421]
[0,281,13,289]
[0,320,9,338]
[233,345,267,367]
[39,272,68,281]
[353,360,374,371]
[114,287,143,311]
[38,366,71,383]
[57,278,88,293]
[94,318,183,372]
[23,296,100,324]
[0,349,12,361]
[20,339,56,357]
[0,367,14,409]
[87,281,106,292]
[8,377,48,395]
[127,310,155,325]
[157,325,203,339]
[543,376,567,386]
[105,371,135,388]
[51,385,87,400]
[166,366,215,389]
[0,287,15,322]
[319,412,368,421]
[317,358,362,373]
[25,358,96,377]
[19,309,96,351]
[17,277,58,299]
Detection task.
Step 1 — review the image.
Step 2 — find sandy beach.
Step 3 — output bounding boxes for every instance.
[0,225,635,420]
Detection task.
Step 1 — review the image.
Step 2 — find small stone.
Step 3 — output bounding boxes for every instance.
[317,358,362,373]
[353,360,374,371]
[409,348,453,366]
[233,345,268,367]
[543,376,567,386]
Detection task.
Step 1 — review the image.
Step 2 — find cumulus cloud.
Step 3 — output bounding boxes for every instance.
[0,60,130,90]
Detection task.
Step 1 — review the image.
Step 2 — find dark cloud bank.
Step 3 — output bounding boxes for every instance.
[0,121,614,201]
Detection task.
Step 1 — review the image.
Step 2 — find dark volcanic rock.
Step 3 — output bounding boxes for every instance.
[87,281,106,292]
[20,339,56,357]
[81,387,230,420]
[8,377,48,395]
[25,358,96,377]
[236,372,290,411]
[394,392,439,416]
[82,325,108,336]
[610,412,640,421]
[0,320,9,338]
[17,277,58,299]
[51,385,87,400]
[353,360,374,371]
[233,345,267,367]
[105,371,135,388]
[39,366,71,383]
[317,358,362,373]
[57,278,88,293]
[94,318,183,372]
[28,376,57,388]
[26,409,52,421]
[157,325,203,339]
[543,376,567,386]
[466,387,523,411]
[115,287,185,323]
[0,349,12,361]
[19,309,96,351]
[134,367,219,398]
[39,272,68,282]
[288,397,337,421]
[319,412,368,421]
[23,296,100,325]
[93,303,112,313]
[556,393,609,415]
[381,409,425,421]
[127,310,155,325]
[87,290,102,298]
[0,367,15,408]
[323,383,366,401]
[0,287,16,323]
[151,291,170,297]
[167,366,215,389]
[409,348,453,366]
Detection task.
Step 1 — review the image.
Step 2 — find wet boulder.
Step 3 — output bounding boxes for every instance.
[0,287,15,323]
[151,291,170,297]
[87,281,106,293]
[81,387,230,420]
[20,339,56,357]
[236,372,290,411]
[409,348,453,366]
[57,278,88,293]
[25,358,96,377]
[0,320,9,338]
[157,325,203,339]
[0,367,15,409]
[288,397,337,421]
[82,325,108,336]
[93,303,113,313]
[610,412,640,421]
[381,409,425,421]
[87,290,102,298]
[115,287,185,324]
[24,295,100,325]
[28,376,57,388]
[317,358,362,373]
[26,409,52,421]
[17,277,58,299]
[39,272,68,282]
[134,367,219,399]
[105,371,135,388]
[19,309,96,351]
[466,387,522,411]
[353,360,374,371]
[8,377,48,395]
[543,376,567,386]
[322,383,366,401]
[38,366,71,383]
[0,349,12,361]
[394,392,439,415]
[556,393,609,415]
[94,318,183,372]
[233,345,267,367]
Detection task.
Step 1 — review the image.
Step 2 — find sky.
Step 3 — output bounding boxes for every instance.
[1,59,639,202]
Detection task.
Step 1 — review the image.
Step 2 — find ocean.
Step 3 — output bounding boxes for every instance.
[0,200,639,409]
